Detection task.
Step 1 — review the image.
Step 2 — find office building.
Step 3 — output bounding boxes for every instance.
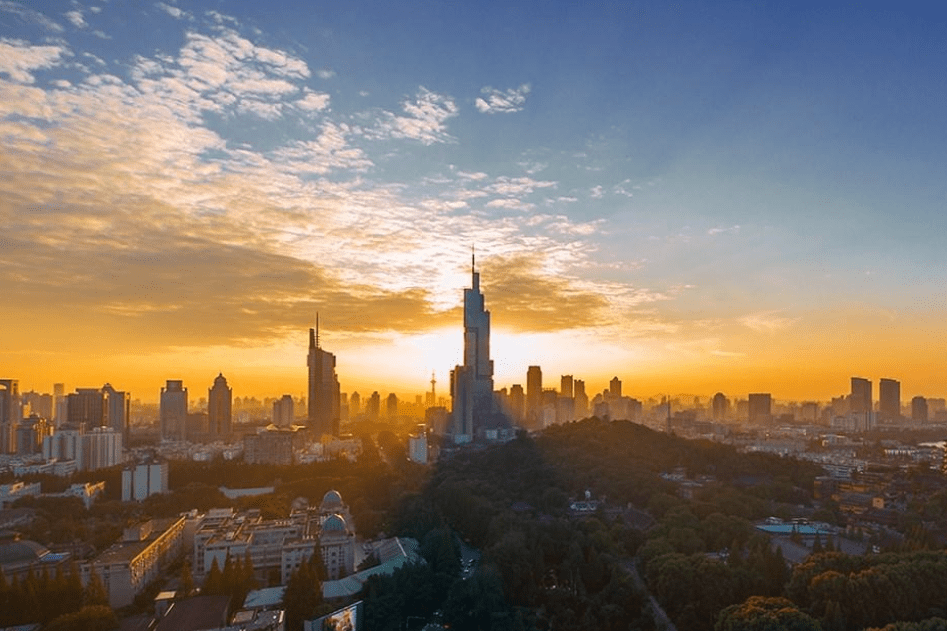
[912,396,928,424]
[878,378,900,422]
[850,377,872,431]
[66,388,107,428]
[0,380,21,454]
[712,392,728,420]
[243,425,302,465]
[53,383,65,425]
[508,384,525,425]
[748,393,772,425]
[308,317,341,437]
[122,461,169,502]
[573,379,588,419]
[386,393,398,419]
[272,394,294,427]
[207,373,232,440]
[160,380,188,441]
[609,377,622,400]
[560,375,573,399]
[526,366,542,427]
[102,383,130,444]
[450,253,499,443]
[349,392,361,417]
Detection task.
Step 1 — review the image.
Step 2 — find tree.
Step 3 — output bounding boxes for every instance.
[715,596,823,631]
[283,551,325,631]
[204,557,224,595]
[45,605,119,631]
[83,571,109,608]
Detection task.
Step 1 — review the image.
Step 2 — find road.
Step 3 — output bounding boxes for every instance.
[619,559,678,631]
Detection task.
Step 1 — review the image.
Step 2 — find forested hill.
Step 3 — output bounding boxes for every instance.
[370,418,826,631]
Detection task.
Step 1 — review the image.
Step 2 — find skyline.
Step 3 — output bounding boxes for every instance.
[3,2,947,401]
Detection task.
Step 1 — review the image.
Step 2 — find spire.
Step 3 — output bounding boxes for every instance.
[309,326,315,350]
[316,312,320,349]
[471,244,475,276]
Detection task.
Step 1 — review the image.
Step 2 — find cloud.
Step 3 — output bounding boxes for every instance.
[317,68,336,79]
[295,89,330,112]
[64,10,86,28]
[0,2,64,33]
[739,311,799,333]
[708,225,740,235]
[590,185,604,198]
[367,87,458,145]
[156,2,185,19]
[479,254,610,331]
[0,39,68,83]
[486,176,556,196]
[486,198,534,211]
[475,83,530,114]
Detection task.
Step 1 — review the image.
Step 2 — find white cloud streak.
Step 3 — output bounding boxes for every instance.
[475,83,530,113]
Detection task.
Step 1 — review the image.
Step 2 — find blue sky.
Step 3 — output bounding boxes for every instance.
[2,0,946,400]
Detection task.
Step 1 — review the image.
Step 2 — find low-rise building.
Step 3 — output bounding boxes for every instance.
[82,517,185,608]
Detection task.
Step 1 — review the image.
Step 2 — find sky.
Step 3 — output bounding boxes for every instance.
[2,1,946,403]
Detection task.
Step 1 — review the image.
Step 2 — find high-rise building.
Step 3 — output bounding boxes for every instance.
[747,393,772,424]
[878,378,900,422]
[307,317,341,437]
[912,396,928,424]
[102,383,130,444]
[526,366,542,426]
[0,380,20,454]
[366,392,380,420]
[67,388,107,428]
[509,384,525,425]
[53,383,66,427]
[609,377,622,399]
[573,379,588,419]
[560,375,573,399]
[272,394,294,427]
[207,374,232,440]
[450,253,498,443]
[349,392,361,417]
[850,377,872,431]
[386,393,398,419]
[712,392,729,421]
[160,380,188,441]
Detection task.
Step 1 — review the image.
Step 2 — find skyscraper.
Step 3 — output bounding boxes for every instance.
[102,383,131,444]
[573,379,588,419]
[308,317,341,437]
[160,380,188,441]
[912,396,928,424]
[526,366,542,427]
[609,377,622,399]
[450,252,498,443]
[0,380,20,454]
[747,393,772,424]
[850,377,872,430]
[208,373,232,439]
[67,388,107,428]
[712,392,729,420]
[878,378,900,421]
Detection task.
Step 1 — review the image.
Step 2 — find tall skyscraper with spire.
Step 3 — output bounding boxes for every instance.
[308,315,341,437]
[450,251,498,443]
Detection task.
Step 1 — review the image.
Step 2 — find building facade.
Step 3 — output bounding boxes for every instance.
[160,380,188,441]
[308,318,341,437]
[208,373,232,440]
[450,254,499,443]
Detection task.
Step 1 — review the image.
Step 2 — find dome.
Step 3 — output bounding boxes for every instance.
[321,489,343,510]
[323,514,347,533]
[0,539,48,566]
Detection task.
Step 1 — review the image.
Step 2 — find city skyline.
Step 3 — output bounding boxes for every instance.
[3,2,947,400]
